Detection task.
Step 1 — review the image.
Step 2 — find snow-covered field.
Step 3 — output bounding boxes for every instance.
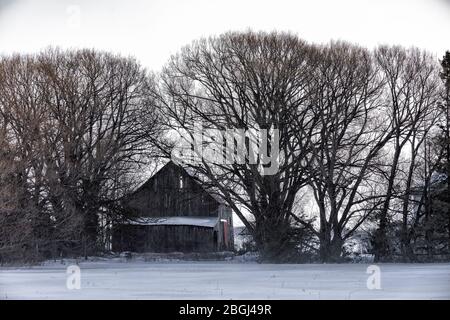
[1,260,449,299]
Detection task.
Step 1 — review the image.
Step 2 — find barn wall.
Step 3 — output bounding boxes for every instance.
[124,162,220,217]
[112,224,216,253]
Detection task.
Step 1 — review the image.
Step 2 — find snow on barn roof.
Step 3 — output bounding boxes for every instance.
[126,216,219,228]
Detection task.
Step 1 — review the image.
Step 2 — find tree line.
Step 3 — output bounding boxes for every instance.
[0,31,449,263]
[0,49,161,261]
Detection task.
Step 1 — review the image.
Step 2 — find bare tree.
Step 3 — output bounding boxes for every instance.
[301,42,393,262]
[0,54,53,262]
[0,49,161,260]
[37,48,161,254]
[156,31,319,260]
[372,47,442,262]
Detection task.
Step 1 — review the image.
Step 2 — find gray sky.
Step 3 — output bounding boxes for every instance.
[0,0,449,72]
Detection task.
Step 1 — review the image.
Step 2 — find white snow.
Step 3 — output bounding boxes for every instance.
[0,261,449,300]
[126,216,218,228]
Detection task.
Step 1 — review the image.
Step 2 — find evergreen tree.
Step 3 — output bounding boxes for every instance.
[438,51,450,178]
[436,51,450,255]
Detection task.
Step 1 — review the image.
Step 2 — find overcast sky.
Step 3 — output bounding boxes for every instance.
[0,0,449,71]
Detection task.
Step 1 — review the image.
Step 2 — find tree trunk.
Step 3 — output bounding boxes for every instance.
[254,211,292,262]
[82,212,99,258]
[374,140,402,262]
[319,233,343,262]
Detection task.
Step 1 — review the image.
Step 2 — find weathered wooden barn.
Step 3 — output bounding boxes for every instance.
[112,161,234,253]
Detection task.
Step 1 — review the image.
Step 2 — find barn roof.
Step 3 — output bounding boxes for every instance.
[125,216,219,228]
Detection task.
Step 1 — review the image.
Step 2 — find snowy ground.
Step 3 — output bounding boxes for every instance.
[1,259,449,299]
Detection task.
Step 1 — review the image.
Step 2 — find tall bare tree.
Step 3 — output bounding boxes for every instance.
[301,42,393,261]
[156,31,319,260]
[372,47,442,261]
[0,49,161,259]
[0,55,52,262]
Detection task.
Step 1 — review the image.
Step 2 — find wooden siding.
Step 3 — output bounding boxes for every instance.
[112,224,216,252]
[124,162,220,218]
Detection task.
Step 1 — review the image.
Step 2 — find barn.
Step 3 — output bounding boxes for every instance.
[112,161,234,253]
